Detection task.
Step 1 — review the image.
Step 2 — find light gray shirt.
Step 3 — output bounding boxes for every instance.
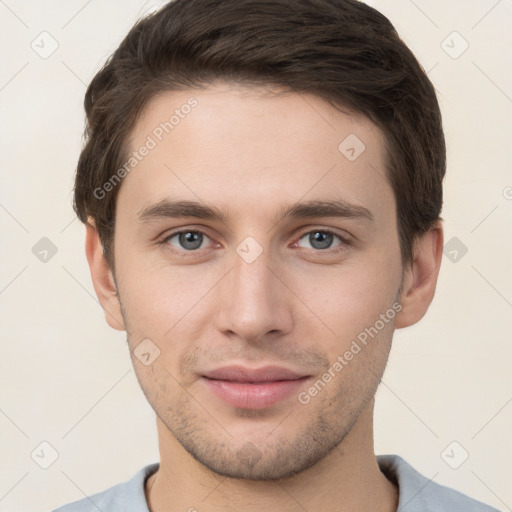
[52,454,501,511]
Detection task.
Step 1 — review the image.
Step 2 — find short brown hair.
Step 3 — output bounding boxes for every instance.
[73,0,445,271]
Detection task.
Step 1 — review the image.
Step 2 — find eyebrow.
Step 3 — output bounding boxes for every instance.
[136,198,374,225]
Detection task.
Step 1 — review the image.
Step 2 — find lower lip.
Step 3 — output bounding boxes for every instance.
[201,377,310,409]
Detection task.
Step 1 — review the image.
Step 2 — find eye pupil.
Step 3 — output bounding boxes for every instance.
[179,231,203,250]
[309,231,334,250]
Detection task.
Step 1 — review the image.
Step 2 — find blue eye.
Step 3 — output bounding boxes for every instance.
[296,230,346,251]
[165,230,211,251]
[160,227,349,258]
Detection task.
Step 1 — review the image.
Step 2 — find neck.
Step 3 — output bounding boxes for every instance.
[145,401,397,512]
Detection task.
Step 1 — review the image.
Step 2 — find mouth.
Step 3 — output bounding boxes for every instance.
[200,365,312,410]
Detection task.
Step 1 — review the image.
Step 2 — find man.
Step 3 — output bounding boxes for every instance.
[53,0,500,511]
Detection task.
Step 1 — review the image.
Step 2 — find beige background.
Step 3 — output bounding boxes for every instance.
[0,1,511,511]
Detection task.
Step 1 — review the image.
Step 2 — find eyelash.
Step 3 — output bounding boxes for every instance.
[159,228,351,257]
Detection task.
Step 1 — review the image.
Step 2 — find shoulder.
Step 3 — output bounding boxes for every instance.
[377,454,501,512]
[51,463,159,512]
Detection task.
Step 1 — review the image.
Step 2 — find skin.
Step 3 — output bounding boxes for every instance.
[86,81,443,512]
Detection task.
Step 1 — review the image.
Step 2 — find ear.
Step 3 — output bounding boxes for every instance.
[85,218,126,331]
[395,221,444,329]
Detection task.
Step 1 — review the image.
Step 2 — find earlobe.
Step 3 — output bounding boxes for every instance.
[85,218,126,331]
[394,221,444,329]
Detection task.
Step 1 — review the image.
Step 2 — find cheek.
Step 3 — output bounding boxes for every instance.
[116,253,221,346]
[130,355,191,417]
[290,252,401,341]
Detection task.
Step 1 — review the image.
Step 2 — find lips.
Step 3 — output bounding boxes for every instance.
[202,365,308,383]
[200,365,311,409]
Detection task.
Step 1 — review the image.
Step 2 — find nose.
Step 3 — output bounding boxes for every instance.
[215,243,294,344]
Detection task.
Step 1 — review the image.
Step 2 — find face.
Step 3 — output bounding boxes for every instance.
[110,82,405,480]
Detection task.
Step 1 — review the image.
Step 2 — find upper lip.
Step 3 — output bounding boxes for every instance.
[202,365,309,383]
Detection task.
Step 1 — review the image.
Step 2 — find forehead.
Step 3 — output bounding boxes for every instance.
[119,82,394,227]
